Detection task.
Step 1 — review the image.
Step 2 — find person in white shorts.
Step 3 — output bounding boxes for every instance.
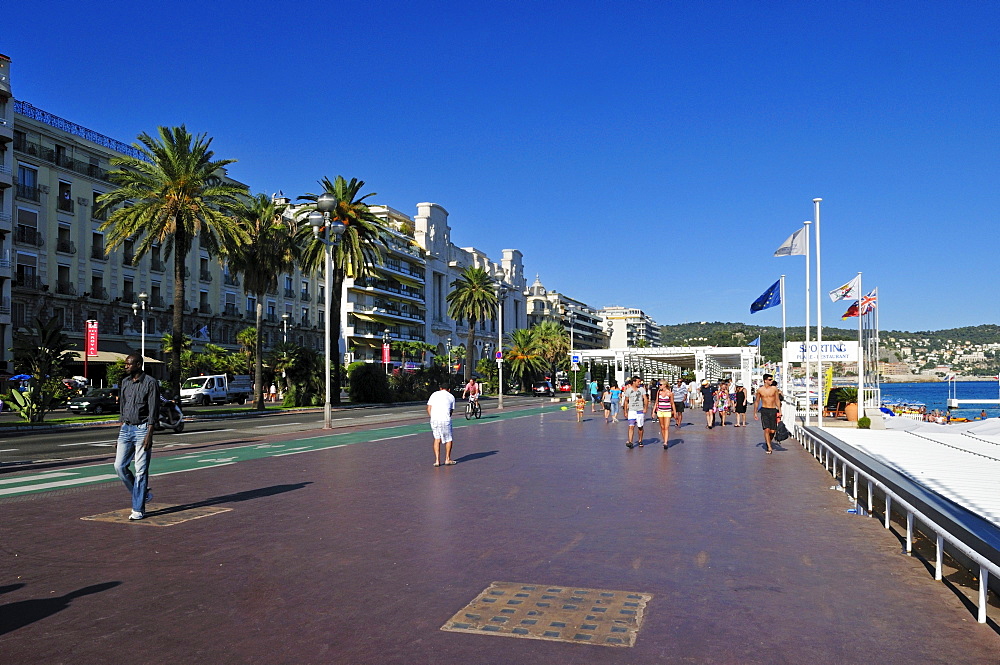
[427,382,456,466]
[622,376,649,448]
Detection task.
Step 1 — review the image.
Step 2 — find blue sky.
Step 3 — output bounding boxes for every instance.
[5,1,998,333]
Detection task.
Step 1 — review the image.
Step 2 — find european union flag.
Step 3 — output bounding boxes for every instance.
[750,279,781,314]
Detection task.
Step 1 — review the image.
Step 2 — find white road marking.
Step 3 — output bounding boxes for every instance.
[59,441,118,447]
[0,474,118,496]
[0,471,78,485]
[255,422,302,429]
[171,428,234,437]
[0,448,18,452]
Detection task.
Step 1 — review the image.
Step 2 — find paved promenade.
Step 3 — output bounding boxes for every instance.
[2,404,998,664]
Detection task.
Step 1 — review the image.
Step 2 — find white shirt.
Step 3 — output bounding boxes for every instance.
[427,389,455,422]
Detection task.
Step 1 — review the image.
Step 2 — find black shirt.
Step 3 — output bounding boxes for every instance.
[119,372,160,426]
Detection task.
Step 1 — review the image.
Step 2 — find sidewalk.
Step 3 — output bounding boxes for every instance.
[1,406,998,664]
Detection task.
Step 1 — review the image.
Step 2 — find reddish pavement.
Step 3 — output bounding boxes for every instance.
[1,405,998,664]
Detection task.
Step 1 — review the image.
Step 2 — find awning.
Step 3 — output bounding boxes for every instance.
[386,271,423,287]
[351,312,379,323]
[350,311,397,326]
[67,351,163,365]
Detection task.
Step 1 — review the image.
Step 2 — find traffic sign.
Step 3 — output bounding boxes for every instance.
[495,351,503,360]
[571,363,580,372]
[571,354,580,364]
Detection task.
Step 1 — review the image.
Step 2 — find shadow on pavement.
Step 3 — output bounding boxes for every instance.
[0,581,121,636]
[453,451,498,464]
[148,483,312,518]
[0,584,25,596]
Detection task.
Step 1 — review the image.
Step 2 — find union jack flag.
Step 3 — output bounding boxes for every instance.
[859,288,878,314]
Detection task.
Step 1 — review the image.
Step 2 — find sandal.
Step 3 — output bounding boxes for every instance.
[445,460,457,465]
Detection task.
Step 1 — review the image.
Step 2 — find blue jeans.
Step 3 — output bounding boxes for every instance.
[115,423,151,513]
[610,401,620,419]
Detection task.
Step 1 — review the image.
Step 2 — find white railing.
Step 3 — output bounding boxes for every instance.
[794,425,997,624]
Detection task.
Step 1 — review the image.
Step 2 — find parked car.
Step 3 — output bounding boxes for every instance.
[532,381,554,397]
[179,374,253,406]
[67,388,120,415]
[557,379,572,393]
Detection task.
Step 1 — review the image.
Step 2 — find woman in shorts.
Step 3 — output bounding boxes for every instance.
[654,382,673,449]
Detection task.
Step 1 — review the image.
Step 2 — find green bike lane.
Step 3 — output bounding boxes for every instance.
[0,405,553,499]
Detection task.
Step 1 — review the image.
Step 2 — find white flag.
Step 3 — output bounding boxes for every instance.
[774,228,806,256]
[828,275,861,302]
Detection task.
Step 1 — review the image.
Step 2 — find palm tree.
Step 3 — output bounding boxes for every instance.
[236,327,257,375]
[446,266,498,382]
[532,320,569,386]
[228,193,299,410]
[297,176,391,405]
[96,126,247,397]
[505,327,545,394]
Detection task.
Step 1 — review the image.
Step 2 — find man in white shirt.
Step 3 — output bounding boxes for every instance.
[427,382,457,466]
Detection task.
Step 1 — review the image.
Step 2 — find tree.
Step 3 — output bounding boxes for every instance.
[96,125,248,399]
[532,320,569,385]
[505,327,545,393]
[236,327,258,377]
[228,193,299,410]
[298,176,391,405]
[397,341,436,367]
[8,316,76,423]
[446,266,498,382]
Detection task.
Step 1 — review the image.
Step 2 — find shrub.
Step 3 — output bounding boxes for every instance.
[348,363,392,404]
[857,416,871,429]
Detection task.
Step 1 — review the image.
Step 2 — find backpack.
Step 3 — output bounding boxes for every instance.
[774,420,790,442]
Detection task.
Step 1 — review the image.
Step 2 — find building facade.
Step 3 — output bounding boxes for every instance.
[599,306,661,348]
[524,275,606,350]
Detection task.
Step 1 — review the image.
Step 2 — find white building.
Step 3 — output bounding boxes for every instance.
[599,306,660,348]
[524,275,606,349]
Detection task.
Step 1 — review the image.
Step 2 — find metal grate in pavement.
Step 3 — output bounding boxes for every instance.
[442,581,652,647]
[81,502,231,526]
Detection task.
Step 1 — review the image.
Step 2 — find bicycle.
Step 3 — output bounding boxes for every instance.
[465,397,482,420]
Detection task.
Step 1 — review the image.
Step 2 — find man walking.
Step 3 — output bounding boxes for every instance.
[623,377,649,448]
[114,354,159,520]
[672,378,688,428]
[590,379,601,413]
[427,382,456,466]
[753,373,783,454]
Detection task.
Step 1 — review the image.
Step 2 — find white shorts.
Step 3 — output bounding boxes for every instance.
[628,410,645,428]
[430,419,453,443]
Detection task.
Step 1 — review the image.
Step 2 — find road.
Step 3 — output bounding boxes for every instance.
[0,396,544,467]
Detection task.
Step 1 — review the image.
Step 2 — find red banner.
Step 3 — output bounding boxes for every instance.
[85,320,99,356]
[382,343,390,364]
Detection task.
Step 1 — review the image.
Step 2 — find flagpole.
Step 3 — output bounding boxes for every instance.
[814,198,823,427]
[803,220,811,427]
[874,289,881,407]
[780,274,787,395]
[857,272,863,415]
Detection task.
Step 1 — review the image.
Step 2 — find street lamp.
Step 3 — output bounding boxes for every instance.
[562,304,577,397]
[308,192,346,429]
[132,291,148,360]
[382,328,391,375]
[281,312,290,344]
[492,271,508,409]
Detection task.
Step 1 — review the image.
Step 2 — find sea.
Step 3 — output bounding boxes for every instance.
[879,380,1000,419]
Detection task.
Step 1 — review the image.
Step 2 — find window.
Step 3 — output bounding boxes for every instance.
[199,291,209,310]
[124,277,135,302]
[91,232,106,260]
[16,166,38,200]
[58,181,73,212]
[247,296,257,314]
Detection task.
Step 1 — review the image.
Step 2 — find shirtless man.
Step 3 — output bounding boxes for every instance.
[752,373,783,454]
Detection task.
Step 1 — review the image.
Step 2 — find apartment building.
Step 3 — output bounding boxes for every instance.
[524,275,606,350]
[0,55,13,365]
[599,306,661,348]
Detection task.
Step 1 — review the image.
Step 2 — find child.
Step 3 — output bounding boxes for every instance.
[575,394,587,422]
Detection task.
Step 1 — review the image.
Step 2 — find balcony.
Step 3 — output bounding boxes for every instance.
[196,304,213,315]
[87,287,110,301]
[0,297,10,315]
[300,290,311,302]
[13,275,45,291]
[284,288,295,299]
[57,196,75,213]
[223,273,240,286]
[299,316,311,328]
[56,281,77,296]
[123,291,137,304]
[151,295,167,308]
[0,211,10,226]
[91,208,107,222]
[265,313,277,323]
[123,251,135,266]
[14,226,44,247]
[151,259,166,272]
[15,184,40,202]
[224,303,238,316]
[56,238,77,254]
[91,246,107,261]
[13,136,112,182]
[199,270,213,283]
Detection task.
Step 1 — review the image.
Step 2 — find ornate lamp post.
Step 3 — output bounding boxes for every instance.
[132,291,148,360]
[308,193,346,429]
[446,336,453,381]
[281,312,290,344]
[492,271,509,410]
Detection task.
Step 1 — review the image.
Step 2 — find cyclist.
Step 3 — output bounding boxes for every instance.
[462,378,481,404]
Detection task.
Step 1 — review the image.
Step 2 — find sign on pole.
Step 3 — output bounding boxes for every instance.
[495,351,503,360]
[571,354,581,364]
[85,320,99,356]
[381,343,390,364]
[571,363,580,372]
[783,341,859,363]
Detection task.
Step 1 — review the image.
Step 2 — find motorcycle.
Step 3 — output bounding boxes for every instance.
[155,395,185,433]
